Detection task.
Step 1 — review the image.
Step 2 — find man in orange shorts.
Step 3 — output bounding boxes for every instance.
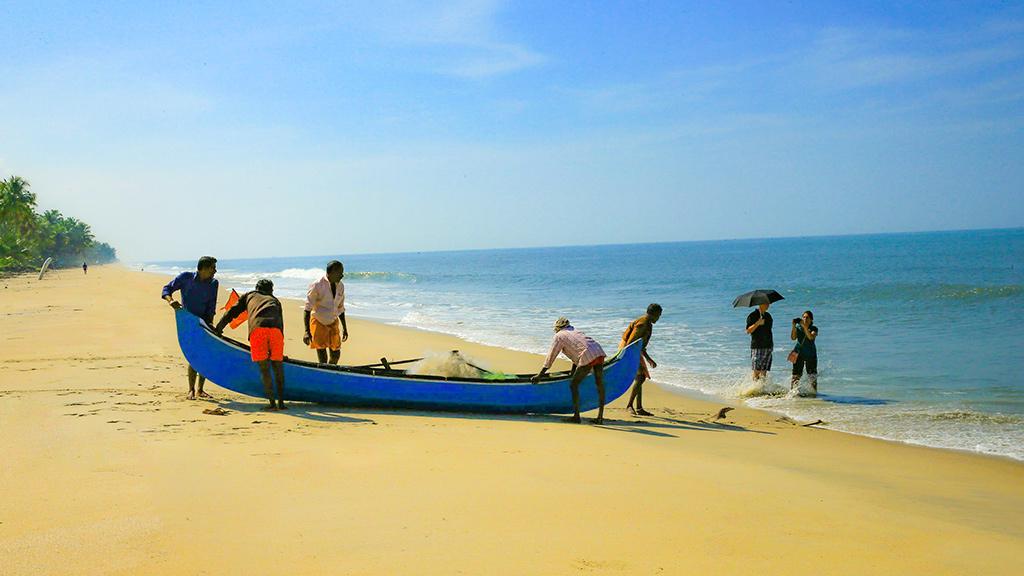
[303,260,349,364]
[620,303,662,416]
[216,279,287,411]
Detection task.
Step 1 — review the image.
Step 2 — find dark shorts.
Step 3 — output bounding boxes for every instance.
[792,355,817,377]
[751,348,773,372]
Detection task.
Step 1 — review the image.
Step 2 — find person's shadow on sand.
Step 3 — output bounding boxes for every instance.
[594,415,774,438]
[216,400,376,424]
[213,401,772,436]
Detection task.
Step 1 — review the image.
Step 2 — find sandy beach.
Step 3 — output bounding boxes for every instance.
[1,265,1022,575]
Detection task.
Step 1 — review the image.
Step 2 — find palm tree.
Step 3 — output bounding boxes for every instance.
[38,209,69,257]
[65,217,94,265]
[0,176,42,268]
[90,242,117,263]
[1,174,116,270]
[0,176,39,238]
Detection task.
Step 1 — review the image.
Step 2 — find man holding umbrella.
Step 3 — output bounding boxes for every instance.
[734,290,784,381]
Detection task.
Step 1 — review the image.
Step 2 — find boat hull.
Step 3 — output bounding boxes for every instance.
[175,309,642,414]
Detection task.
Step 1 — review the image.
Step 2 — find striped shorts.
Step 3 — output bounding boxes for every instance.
[751,348,773,371]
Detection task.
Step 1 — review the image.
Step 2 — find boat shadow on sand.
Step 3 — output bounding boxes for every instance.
[216,400,772,439]
[216,400,377,424]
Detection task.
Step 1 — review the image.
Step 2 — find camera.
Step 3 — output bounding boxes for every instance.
[793,318,802,324]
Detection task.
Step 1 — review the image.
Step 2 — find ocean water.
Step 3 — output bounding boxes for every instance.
[145,228,1024,460]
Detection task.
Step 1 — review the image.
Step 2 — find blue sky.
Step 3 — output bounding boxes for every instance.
[2,0,1022,261]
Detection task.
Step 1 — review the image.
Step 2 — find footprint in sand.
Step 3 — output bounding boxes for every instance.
[574,559,628,572]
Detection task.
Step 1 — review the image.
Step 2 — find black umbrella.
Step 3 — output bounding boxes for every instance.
[732,289,784,308]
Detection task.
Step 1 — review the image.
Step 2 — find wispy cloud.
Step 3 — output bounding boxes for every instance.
[357,0,546,78]
[560,57,779,114]
[441,41,545,78]
[800,25,1024,90]
[561,18,1024,123]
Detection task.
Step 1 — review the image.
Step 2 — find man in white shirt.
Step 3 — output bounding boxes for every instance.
[531,317,607,424]
[303,260,349,364]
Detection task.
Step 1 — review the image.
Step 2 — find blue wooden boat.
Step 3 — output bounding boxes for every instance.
[175,309,642,414]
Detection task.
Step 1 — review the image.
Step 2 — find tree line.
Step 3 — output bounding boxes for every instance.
[0,175,117,271]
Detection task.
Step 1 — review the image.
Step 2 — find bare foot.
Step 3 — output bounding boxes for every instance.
[187,391,196,400]
[591,417,604,425]
[564,415,582,424]
[277,403,288,410]
[262,404,278,411]
[627,406,636,415]
[636,408,653,416]
[197,391,213,399]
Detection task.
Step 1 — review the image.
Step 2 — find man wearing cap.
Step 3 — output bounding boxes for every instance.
[531,317,607,424]
[216,279,287,411]
[303,260,349,364]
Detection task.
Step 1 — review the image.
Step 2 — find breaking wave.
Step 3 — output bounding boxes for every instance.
[924,410,1023,425]
[274,268,417,282]
[738,377,790,398]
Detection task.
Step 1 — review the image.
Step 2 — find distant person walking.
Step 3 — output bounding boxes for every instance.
[161,256,219,399]
[531,317,607,424]
[304,260,349,364]
[82,262,88,275]
[620,303,662,416]
[745,301,774,380]
[790,310,819,396]
[216,279,287,411]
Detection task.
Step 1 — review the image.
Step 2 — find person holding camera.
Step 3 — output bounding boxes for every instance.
[790,310,819,396]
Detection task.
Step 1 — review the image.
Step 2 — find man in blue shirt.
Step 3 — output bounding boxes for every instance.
[162,256,219,399]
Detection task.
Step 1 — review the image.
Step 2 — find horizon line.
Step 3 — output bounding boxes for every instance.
[139,224,1023,265]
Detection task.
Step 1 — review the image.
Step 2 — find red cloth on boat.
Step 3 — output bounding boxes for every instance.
[222,289,248,329]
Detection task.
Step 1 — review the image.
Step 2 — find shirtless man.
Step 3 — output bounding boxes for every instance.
[620,303,662,416]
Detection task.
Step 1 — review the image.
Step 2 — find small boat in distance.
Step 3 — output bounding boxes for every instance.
[175,309,643,414]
